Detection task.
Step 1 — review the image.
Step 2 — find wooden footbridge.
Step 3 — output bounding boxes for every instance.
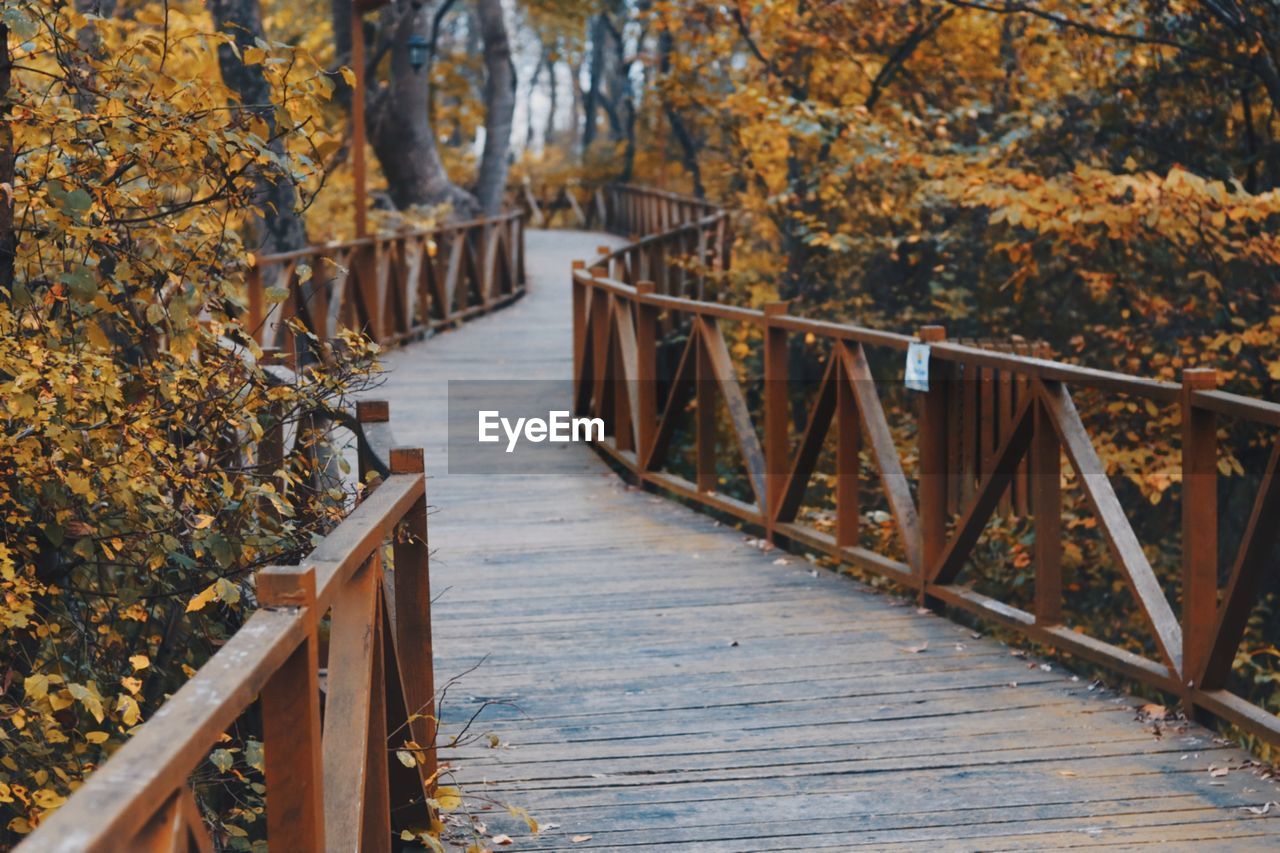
[24,187,1280,850]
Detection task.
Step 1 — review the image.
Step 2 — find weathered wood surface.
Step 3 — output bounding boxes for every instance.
[373,230,1280,851]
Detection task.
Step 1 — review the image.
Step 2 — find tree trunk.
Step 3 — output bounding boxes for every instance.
[581,14,606,153]
[207,0,309,254]
[474,0,515,215]
[524,52,544,151]
[569,58,583,151]
[362,1,479,217]
[545,53,559,147]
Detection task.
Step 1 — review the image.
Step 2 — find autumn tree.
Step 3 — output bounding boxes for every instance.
[331,0,481,216]
[0,2,372,839]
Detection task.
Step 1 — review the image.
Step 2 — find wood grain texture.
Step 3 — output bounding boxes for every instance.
[369,230,1280,851]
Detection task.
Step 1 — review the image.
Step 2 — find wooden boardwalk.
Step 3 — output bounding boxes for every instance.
[373,231,1280,851]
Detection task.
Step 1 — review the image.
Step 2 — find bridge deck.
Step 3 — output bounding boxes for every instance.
[373,231,1280,851]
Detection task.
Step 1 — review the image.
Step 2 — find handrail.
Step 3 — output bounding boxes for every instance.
[20,401,435,850]
[247,210,527,352]
[572,182,1280,747]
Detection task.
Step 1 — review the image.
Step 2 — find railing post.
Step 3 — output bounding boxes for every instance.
[572,260,587,415]
[590,265,610,423]
[917,325,947,600]
[356,399,390,490]
[257,565,325,851]
[1181,367,1218,699]
[1032,385,1062,625]
[635,281,658,467]
[389,447,438,797]
[836,342,861,549]
[695,318,716,493]
[763,302,790,537]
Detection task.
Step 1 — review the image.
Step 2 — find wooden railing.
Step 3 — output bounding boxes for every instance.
[20,400,435,851]
[574,183,1280,747]
[248,211,526,351]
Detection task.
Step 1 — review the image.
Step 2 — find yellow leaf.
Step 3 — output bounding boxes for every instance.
[340,66,356,88]
[192,514,215,530]
[32,789,66,810]
[435,786,462,810]
[186,583,217,613]
[23,674,49,701]
[117,694,141,726]
[68,683,105,723]
[85,731,109,744]
[129,654,150,671]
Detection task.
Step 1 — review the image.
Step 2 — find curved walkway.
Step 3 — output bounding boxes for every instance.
[372,230,1280,851]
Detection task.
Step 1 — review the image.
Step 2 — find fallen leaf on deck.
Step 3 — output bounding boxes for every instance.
[900,642,928,654]
[492,835,513,846]
[1210,766,1230,778]
[1140,703,1168,720]
[1058,770,1077,777]
[572,835,593,843]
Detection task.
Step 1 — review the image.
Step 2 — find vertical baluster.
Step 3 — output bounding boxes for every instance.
[763,303,789,535]
[1032,385,1062,625]
[917,326,948,596]
[998,367,1014,514]
[572,260,587,415]
[837,343,861,549]
[636,282,658,466]
[1181,368,1218,697]
[696,318,716,492]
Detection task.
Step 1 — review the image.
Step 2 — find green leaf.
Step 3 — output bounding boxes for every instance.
[244,739,265,772]
[209,748,235,773]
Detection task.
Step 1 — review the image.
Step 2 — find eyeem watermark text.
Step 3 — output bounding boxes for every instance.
[478,410,604,452]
